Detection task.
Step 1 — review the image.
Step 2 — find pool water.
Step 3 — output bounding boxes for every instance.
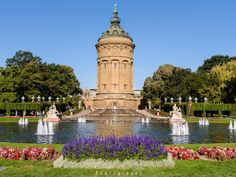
[0,121,236,144]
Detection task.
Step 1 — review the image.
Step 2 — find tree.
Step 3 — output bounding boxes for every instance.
[142,64,192,101]
[0,50,82,103]
[142,55,236,104]
[197,55,236,73]
[161,67,191,100]
[0,66,20,102]
[209,60,236,103]
[6,50,42,68]
[142,64,176,99]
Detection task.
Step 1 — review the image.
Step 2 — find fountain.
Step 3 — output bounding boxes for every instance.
[169,104,189,135]
[78,117,86,123]
[229,120,236,130]
[141,118,150,123]
[171,122,189,136]
[36,119,54,135]
[141,118,145,123]
[199,118,209,126]
[18,118,28,125]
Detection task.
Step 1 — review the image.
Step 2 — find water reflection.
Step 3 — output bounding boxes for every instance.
[171,136,190,144]
[18,124,28,130]
[96,121,133,137]
[77,122,96,137]
[37,135,54,144]
[229,129,236,142]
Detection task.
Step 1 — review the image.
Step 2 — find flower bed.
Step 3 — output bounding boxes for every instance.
[62,136,168,162]
[0,146,60,160]
[198,147,236,160]
[166,147,200,160]
[166,146,236,161]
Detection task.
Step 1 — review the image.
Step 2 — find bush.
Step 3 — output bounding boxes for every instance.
[62,136,167,162]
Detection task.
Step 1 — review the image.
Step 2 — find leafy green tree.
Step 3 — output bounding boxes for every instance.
[197,55,236,73]
[0,50,82,103]
[0,66,20,102]
[210,60,236,103]
[142,64,176,99]
[6,50,42,68]
[142,64,192,101]
[161,67,191,100]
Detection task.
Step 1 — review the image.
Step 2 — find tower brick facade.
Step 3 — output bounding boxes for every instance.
[84,4,140,109]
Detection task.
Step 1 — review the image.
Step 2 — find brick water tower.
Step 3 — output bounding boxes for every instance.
[85,4,140,109]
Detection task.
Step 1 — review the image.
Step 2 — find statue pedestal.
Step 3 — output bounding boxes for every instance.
[169,116,185,124]
[43,118,60,122]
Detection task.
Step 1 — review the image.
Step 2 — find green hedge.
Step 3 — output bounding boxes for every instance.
[192,103,234,112]
[0,103,42,111]
[163,102,236,116]
[191,103,236,116]
[0,102,68,115]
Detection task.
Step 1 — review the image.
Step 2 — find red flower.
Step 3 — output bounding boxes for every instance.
[0,146,60,161]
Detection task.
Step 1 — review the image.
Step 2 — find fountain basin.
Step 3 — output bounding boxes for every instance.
[44,118,60,122]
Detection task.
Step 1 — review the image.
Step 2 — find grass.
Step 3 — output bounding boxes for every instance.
[0,142,63,152]
[185,117,233,124]
[0,117,40,123]
[0,157,236,177]
[0,143,236,177]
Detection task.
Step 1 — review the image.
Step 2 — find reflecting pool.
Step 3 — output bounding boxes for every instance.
[0,121,236,144]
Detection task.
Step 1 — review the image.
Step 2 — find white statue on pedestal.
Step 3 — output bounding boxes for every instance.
[169,104,185,123]
[44,103,60,122]
[47,103,59,118]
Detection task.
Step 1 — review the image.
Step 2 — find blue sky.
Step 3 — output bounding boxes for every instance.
[0,0,235,89]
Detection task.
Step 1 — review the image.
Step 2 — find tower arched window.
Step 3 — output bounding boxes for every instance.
[103,84,107,90]
[123,60,128,70]
[113,63,117,69]
[112,60,119,69]
[124,63,127,69]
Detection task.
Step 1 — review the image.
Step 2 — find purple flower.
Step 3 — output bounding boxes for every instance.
[62,135,167,162]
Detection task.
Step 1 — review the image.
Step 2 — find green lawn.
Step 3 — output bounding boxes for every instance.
[185,117,233,124]
[0,143,236,177]
[0,117,40,123]
[0,157,236,177]
[0,142,63,152]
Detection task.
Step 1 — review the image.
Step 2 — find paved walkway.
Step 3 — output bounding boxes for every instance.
[64,109,170,122]
[64,110,91,120]
[136,110,170,121]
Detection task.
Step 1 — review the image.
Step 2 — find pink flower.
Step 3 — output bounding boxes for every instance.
[0,146,60,161]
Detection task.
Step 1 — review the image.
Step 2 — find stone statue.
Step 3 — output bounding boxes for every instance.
[47,103,59,118]
[169,104,185,123]
[44,103,60,122]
